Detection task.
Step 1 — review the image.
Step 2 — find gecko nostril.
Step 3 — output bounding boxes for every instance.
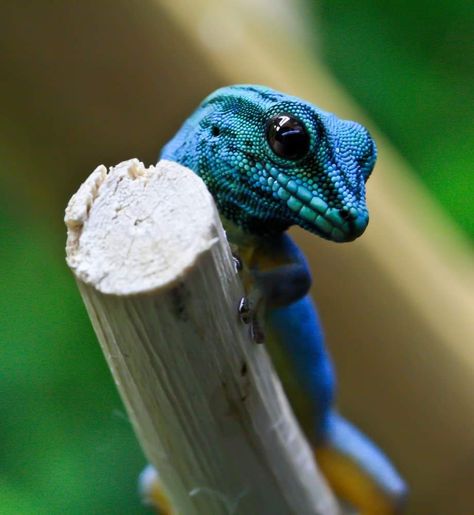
[339,208,351,220]
[339,207,358,221]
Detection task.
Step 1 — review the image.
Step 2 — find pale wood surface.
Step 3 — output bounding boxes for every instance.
[65,159,339,515]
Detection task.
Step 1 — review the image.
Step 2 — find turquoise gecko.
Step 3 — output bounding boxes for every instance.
[142,85,407,514]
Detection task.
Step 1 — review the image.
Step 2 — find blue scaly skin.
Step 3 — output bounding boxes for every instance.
[142,85,407,514]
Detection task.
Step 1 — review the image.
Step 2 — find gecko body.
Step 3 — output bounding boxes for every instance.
[143,85,407,514]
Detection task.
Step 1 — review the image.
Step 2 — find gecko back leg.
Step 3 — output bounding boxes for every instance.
[317,412,407,514]
[139,465,173,515]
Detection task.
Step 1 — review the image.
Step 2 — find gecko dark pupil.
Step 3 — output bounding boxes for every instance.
[266,115,309,160]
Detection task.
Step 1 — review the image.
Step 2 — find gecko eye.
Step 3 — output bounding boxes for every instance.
[266,114,310,160]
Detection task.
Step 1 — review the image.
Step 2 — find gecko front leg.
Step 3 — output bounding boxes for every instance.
[234,232,312,344]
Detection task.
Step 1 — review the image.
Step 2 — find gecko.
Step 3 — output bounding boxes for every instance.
[141,85,407,514]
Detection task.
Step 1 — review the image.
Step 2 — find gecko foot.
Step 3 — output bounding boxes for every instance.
[238,296,265,344]
[232,253,243,273]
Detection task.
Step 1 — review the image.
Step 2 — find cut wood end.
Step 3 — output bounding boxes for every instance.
[65,159,219,296]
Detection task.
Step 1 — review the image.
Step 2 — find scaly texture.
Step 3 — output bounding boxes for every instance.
[161,84,375,241]
[152,85,407,514]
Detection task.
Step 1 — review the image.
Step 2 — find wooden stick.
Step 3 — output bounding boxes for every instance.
[65,159,339,515]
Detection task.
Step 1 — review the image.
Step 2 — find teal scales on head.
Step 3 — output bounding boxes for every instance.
[161,85,375,241]
[143,85,407,514]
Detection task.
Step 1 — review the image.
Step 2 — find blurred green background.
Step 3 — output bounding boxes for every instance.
[0,2,472,514]
[317,0,473,239]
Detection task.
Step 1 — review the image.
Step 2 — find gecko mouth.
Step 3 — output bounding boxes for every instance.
[267,170,368,242]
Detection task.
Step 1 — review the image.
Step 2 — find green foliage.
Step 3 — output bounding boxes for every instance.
[0,202,148,514]
[316,0,474,238]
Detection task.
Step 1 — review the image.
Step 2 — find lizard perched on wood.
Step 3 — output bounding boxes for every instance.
[142,85,407,514]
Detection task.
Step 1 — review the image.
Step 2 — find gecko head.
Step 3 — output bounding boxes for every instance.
[161,85,377,242]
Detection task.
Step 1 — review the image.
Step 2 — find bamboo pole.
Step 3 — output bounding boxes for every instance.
[65,159,339,515]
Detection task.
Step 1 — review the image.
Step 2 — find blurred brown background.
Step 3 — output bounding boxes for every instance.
[1,1,473,514]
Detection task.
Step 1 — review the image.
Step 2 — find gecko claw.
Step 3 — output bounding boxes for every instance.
[232,253,243,273]
[238,297,252,324]
[238,297,265,344]
[250,318,265,344]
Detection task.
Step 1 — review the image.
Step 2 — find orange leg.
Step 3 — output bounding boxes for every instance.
[139,465,174,515]
[315,413,407,515]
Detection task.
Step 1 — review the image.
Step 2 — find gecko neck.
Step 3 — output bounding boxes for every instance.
[221,216,262,248]
[220,216,287,260]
